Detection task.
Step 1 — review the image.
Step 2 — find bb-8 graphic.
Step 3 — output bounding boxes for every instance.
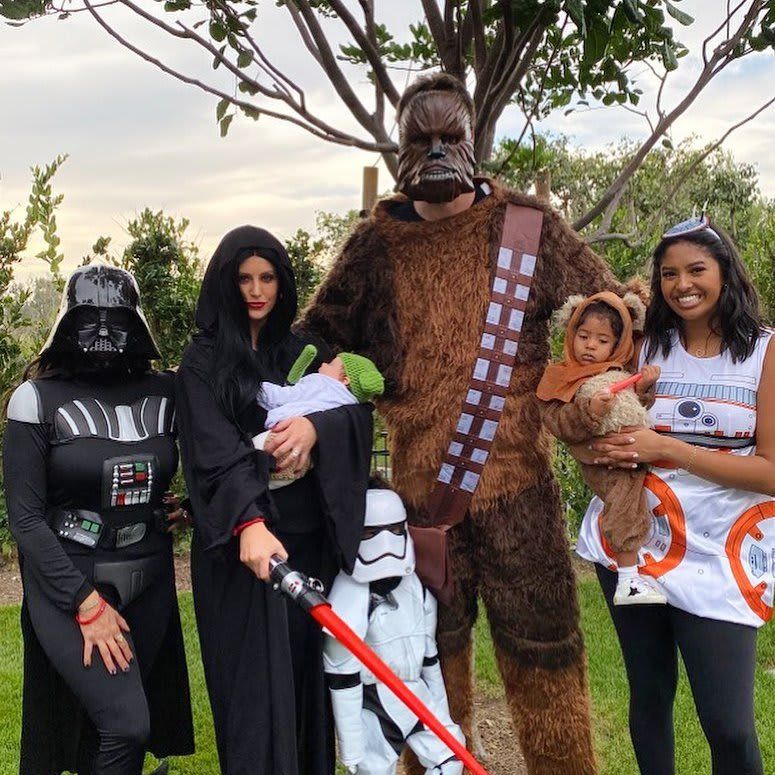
[593,376,771,622]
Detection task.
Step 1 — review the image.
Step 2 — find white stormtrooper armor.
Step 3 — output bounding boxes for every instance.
[324,489,464,775]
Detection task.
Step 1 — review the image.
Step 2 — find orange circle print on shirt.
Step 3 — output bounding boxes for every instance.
[597,472,687,577]
[725,501,775,623]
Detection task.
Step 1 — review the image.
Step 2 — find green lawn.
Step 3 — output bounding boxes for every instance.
[1,576,774,773]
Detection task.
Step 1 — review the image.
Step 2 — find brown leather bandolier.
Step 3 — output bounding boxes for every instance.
[410,204,544,603]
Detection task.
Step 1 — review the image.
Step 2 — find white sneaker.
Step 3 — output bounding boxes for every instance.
[613,574,667,606]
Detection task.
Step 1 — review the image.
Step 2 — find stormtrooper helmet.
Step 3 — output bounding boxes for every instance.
[351,489,415,583]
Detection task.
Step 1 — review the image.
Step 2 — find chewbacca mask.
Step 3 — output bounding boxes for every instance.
[397,90,476,203]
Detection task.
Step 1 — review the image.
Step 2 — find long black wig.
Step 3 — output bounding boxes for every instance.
[644,224,764,363]
[194,225,299,424]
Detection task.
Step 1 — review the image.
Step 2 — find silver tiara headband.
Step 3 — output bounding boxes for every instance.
[662,213,722,242]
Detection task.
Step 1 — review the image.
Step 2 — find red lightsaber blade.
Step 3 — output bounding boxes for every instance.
[268,556,489,775]
[608,372,642,394]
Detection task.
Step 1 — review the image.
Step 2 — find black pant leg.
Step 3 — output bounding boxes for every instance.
[597,564,678,775]
[672,609,763,775]
[23,568,149,775]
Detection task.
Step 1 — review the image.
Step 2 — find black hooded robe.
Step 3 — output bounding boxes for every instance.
[175,226,372,775]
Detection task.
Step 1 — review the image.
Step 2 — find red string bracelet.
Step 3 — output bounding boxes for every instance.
[233,516,266,536]
[76,597,107,626]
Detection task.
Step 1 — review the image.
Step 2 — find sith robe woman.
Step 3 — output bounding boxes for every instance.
[174,225,373,775]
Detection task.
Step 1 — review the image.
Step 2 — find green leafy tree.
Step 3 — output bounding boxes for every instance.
[119,209,203,369]
[284,229,325,311]
[0,157,72,556]
[9,1,774,237]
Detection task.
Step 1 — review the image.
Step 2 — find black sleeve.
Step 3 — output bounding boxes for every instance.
[307,403,374,573]
[175,356,277,551]
[3,420,93,611]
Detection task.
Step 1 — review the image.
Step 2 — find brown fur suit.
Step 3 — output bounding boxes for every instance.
[302,179,622,774]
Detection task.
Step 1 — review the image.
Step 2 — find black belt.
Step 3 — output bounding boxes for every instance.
[50,508,166,550]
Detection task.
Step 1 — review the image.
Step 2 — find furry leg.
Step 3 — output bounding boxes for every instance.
[495,643,597,775]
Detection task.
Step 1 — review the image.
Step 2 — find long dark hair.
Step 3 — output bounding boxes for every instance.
[211,249,297,423]
[644,225,763,363]
[195,226,299,425]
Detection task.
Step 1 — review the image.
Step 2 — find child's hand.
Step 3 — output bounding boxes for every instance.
[637,364,661,395]
[589,390,614,419]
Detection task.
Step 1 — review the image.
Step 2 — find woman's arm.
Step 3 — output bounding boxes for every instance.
[175,359,277,548]
[3,404,95,612]
[593,338,775,495]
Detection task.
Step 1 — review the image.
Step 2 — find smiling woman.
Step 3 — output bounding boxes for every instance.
[577,217,775,775]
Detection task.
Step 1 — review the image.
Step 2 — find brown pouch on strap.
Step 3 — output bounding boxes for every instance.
[408,523,453,604]
[412,204,544,603]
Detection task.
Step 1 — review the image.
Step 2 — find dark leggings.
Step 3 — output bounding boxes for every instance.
[597,565,762,775]
[23,563,171,774]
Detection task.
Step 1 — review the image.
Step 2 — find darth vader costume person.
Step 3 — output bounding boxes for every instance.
[3,264,194,775]
[324,487,464,775]
[174,225,373,775]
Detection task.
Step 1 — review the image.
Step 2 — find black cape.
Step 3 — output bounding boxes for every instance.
[175,225,372,774]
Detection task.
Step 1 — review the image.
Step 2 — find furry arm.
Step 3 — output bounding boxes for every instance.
[536,206,624,313]
[300,221,402,395]
[541,397,602,445]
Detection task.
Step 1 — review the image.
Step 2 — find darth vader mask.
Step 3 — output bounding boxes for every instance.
[397,89,476,204]
[351,489,416,583]
[42,265,161,361]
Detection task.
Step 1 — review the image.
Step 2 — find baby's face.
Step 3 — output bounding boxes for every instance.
[318,356,349,385]
[572,313,617,364]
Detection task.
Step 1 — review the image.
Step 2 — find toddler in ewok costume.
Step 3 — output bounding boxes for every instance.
[303,72,624,774]
[537,291,663,605]
[324,488,464,775]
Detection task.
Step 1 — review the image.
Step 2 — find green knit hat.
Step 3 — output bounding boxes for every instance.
[339,352,384,403]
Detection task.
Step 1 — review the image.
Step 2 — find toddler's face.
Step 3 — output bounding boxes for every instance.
[572,313,617,364]
[318,356,349,385]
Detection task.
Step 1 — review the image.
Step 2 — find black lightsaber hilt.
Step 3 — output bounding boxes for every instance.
[268,554,328,613]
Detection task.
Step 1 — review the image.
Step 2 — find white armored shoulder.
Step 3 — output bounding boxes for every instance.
[6,381,43,424]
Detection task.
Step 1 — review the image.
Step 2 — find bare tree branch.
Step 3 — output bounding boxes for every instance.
[291,2,379,136]
[703,0,747,64]
[493,17,568,177]
[284,1,323,67]
[421,0,455,72]
[586,93,775,246]
[211,0,298,105]
[573,0,766,232]
[326,0,400,106]
[476,20,544,160]
[83,0,397,154]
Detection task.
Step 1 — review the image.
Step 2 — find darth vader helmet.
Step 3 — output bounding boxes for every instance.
[350,489,416,583]
[42,264,161,360]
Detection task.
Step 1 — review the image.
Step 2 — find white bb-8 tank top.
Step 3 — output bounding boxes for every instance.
[577,328,775,627]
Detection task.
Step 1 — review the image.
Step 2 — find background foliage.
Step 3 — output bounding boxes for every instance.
[1,142,774,553]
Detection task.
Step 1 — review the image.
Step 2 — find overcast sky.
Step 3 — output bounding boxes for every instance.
[2,0,774,282]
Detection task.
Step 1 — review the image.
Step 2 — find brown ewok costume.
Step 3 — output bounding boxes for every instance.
[302,73,622,775]
[538,292,654,554]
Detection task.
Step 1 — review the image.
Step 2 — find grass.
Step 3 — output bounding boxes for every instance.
[1,576,775,774]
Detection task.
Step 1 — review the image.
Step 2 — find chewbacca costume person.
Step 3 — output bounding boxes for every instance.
[302,73,622,775]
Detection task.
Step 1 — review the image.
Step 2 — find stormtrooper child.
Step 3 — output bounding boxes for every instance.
[323,487,464,775]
